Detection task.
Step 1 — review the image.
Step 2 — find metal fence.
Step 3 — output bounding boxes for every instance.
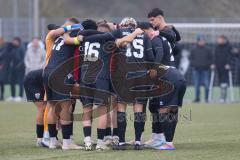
[0,17,239,87]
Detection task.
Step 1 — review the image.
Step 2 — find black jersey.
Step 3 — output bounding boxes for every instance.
[46,30,79,69]
[83,28,155,76]
[80,31,112,83]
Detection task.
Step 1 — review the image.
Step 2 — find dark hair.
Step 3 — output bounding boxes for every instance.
[148,8,164,18]
[82,19,98,30]
[13,37,21,44]
[47,24,60,30]
[67,17,80,24]
[137,22,153,30]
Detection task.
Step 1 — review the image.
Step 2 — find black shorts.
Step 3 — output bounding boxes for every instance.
[43,68,72,101]
[24,69,45,102]
[149,67,187,113]
[80,78,111,106]
[114,75,148,106]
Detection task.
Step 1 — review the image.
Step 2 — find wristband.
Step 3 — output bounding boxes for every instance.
[63,23,84,32]
[73,37,80,45]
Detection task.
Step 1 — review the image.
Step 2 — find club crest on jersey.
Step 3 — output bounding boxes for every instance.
[160,101,164,106]
[35,93,41,100]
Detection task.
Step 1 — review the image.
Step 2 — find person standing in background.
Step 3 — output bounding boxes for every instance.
[0,37,8,101]
[190,35,212,103]
[24,37,45,75]
[7,37,26,102]
[211,35,232,103]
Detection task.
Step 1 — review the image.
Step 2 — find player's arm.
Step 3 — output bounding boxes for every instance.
[63,30,103,45]
[82,29,122,43]
[144,36,158,78]
[63,33,81,45]
[115,28,144,47]
[48,23,84,40]
[152,37,164,63]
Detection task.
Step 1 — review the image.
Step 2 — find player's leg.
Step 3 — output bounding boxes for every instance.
[23,69,48,147]
[158,79,187,150]
[70,100,76,140]
[111,96,119,145]
[47,102,61,149]
[60,100,82,150]
[35,102,47,146]
[133,103,145,150]
[82,104,93,150]
[43,106,49,139]
[104,104,113,145]
[145,100,165,148]
[112,102,127,150]
[96,105,110,150]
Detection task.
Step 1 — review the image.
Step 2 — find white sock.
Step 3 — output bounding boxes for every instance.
[84,136,91,142]
[135,141,141,145]
[43,131,49,139]
[97,139,104,145]
[50,137,57,142]
[63,139,71,146]
[152,133,157,139]
[157,133,166,141]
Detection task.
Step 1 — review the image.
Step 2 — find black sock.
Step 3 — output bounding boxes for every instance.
[36,124,44,138]
[97,128,106,140]
[83,126,91,137]
[169,110,178,142]
[160,112,178,142]
[117,112,126,143]
[105,127,112,137]
[155,113,163,134]
[152,113,158,133]
[134,112,144,142]
[113,128,118,136]
[62,124,71,139]
[69,122,73,137]
[48,124,57,138]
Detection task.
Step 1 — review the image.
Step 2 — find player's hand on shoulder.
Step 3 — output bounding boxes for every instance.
[77,35,83,42]
[134,28,144,35]
[148,69,158,79]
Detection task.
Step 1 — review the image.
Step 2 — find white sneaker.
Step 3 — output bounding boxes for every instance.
[62,139,84,150]
[49,138,62,149]
[84,137,92,151]
[104,136,112,146]
[14,97,22,102]
[112,136,119,145]
[96,140,110,151]
[41,138,50,147]
[36,138,43,147]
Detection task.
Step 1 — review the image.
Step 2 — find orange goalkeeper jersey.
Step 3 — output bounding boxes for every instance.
[45,32,55,67]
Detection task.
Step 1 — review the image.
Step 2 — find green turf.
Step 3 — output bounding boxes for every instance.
[0,102,240,160]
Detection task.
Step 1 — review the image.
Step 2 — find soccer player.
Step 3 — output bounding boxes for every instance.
[80,17,156,150]
[24,69,47,147]
[139,22,186,150]
[66,20,147,150]
[148,8,181,66]
[43,18,84,150]
[64,21,119,151]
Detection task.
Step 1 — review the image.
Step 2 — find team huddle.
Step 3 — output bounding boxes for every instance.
[23,8,187,151]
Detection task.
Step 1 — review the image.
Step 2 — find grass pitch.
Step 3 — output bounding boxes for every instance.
[0,102,240,160]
